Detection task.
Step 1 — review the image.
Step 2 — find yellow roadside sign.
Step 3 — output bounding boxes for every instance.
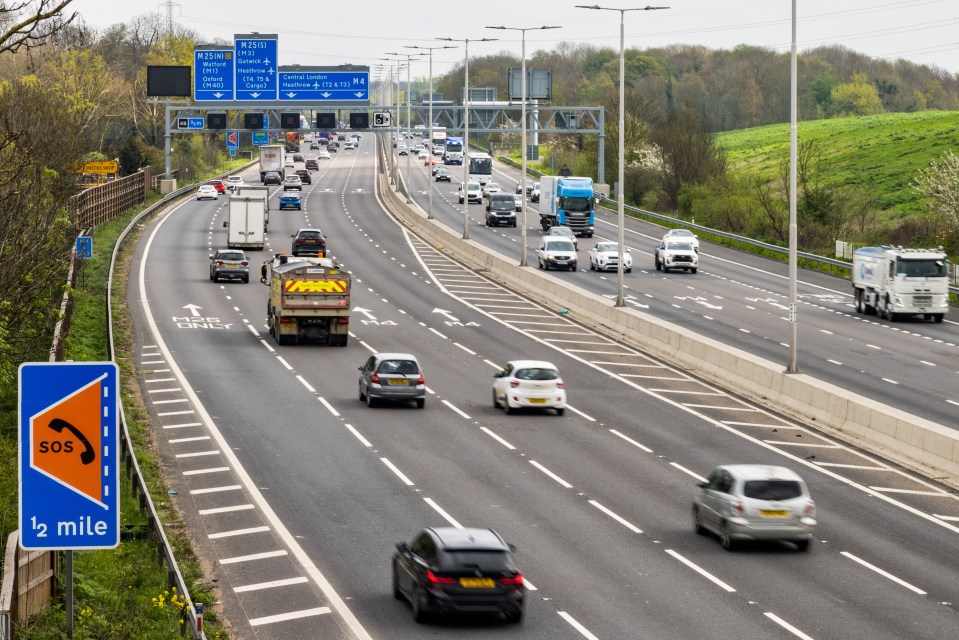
[82,161,118,174]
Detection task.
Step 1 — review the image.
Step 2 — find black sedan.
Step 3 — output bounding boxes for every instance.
[434,167,452,182]
[393,527,524,623]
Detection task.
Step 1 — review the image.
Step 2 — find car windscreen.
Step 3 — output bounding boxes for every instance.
[441,550,514,572]
[667,242,693,251]
[377,360,419,375]
[546,241,576,252]
[515,368,558,381]
[742,480,803,501]
[897,258,947,277]
[596,243,617,252]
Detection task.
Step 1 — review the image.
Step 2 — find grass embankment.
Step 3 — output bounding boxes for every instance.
[9,158,253,638]
[716,110,959,217]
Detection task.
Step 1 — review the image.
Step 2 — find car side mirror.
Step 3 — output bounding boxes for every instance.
[395,542,408,553]
[291,234,296,238]
[208,254,213,260]
[223,221,228,228]
[508,543,516,553]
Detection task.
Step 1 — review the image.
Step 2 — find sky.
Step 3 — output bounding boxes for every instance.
[71,0,959,77]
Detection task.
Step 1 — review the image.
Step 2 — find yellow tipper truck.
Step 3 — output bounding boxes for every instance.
[263,256,351,345]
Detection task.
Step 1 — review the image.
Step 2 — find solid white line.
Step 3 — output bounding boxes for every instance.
[169,436,210,444]
[182,467,230,476]
[153,398,189,405]
[198,504,255,515]
[670,462,708,483]
[147,388,181,394]
[609,429,653,453]
[381,458,414,486]
[840,551,926,594]
[763,441,840,448]
[144,378,176,383]
[868,487,947,496]
[721,421,796,428]
[319,397,340,416]
[948,399,959,407]
[813,462,887,471]
[345,424,372,447]
[442,399,471,419]
[220,549,288,565]
[140,360,166,365]
[764,612,816,640]
[648,389,723,396]
[480,427,515,450]
[157,410,194,417]
[234,577,309,593]
[665,549,736,592]
[454,342,477,355]
[424,497,463,528]
[208,526,270,540]
[175,450,221,458]
[934,514,959,522]
[190,485,242,495]
[557,611,601,640]
[162,422,202,429]
[588,500,642,533]
[276,356,293,370]
[685,404,757,411]
[296,375,315,393]
[530,460,573,488]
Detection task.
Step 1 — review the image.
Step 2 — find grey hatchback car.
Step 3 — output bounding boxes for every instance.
[358,353,425,408]
[693,464,816,551]
[209,249,250,283]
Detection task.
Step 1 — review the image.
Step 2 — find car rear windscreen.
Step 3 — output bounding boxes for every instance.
[442,550,513,571]
[516,368,558,381]
[743,480,803,500]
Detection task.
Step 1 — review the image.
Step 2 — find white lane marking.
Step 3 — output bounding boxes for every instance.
[169,436,210,444]
[529,460,573,488]
[345,424,372,447]
[147,388,181,394]
[319,397,340,417]
[721,421,795,428]
[234,576,310,593]
[588,500,642,533]
[523,578,538,592]
[665,549,736,592]
[141,360,166,365]
[297,375,315,393]
[429,327,448,339]
[480,427,516,450]
[934,514,959,522]
[558,611,601,640]
[609,429,653,453]
[249,606,332,626]
[144,377,176,383]
[563,403,594,421]
[484,359,500,369]
[881,378,899,385]
[381,458,414,486]
[442,399,471,419]
[948,399,959,407]
[868,487,948,496]
[670,462,708,483]
[920,360,936,366]
[820,329,833,335]
[763,441,841,448]
[175,450,221,458]
[684,404,757,411]
[153,398,189,405]
[867,344,881,350]
[208,526,271,540]
[813,462,887,471]
[840,551,927,595]
[220,550,288,565]
[424,497,463,528]
[764,612,816,640]
[648,389,723,396]
[827,359,843,365]
[182,467,230,476]
[163,422,202,429]
[198,504,255,515]
[454,342,477,354]
[190,485,243,495]
[246,324,260,338]
[276,356,293,370]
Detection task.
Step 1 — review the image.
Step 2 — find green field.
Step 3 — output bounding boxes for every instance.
[716,110,959,216]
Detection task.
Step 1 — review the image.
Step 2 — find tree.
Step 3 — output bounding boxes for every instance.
[912,150,959,250]
[830,73,883,116]
[650,107,725,212]
[0,0,76,53]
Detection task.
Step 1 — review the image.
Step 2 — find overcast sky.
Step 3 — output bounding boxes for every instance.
[73,0,959,77]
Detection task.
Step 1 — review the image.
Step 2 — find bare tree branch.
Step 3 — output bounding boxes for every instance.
[0,0,77,54]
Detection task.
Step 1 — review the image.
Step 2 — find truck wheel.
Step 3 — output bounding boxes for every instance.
[934,314,944,323]
[854,290,864,314]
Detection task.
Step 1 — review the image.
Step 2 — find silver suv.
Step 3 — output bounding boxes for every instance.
[693,464,816,551]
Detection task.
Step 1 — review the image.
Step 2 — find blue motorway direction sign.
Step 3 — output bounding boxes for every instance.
[235,35,278,101]
[278,70,369,101]
[194,47,234,101]
[19,362,120,549]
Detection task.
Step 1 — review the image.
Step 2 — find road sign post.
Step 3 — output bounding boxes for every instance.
[19,362,120,550]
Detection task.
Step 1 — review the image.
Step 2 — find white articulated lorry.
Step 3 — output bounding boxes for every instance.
[852,245,949,322]
[225,195,266,250]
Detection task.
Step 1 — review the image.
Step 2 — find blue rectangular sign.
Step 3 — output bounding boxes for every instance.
[75,236,92,259]
[19,362,120,550]
[188,117,204,129]
[194,47,234,101]
[235,35,278,101]
[278,71,369,101]
[252,131,268,145]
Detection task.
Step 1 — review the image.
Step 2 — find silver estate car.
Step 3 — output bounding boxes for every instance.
[693,464,816,551]
[358,353,425,408]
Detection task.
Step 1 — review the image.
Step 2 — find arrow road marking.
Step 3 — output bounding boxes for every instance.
[353,307,377,321]
[182,304,203,317]
[745,296,789,311]
[674,295,723,310]
[433,308,461,323]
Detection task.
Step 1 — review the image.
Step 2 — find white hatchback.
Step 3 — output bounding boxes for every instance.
[492,360,566,416]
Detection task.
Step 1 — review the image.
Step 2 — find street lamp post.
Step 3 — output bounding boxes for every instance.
[787,0,799,373]
[487,25,560,267]
[380,57,408,186]
[406,44,456,219]
[387,51,426,203]
[578,4,668,306]
[437,36,498,240]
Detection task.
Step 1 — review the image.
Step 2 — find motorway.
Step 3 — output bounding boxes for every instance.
[125,136,959,639]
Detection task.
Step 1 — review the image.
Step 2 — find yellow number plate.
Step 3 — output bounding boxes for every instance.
[527,398,547,404]
[760,510,789,517]
[226,263,238,268]
[459,577,495,588]
[388,378,409,385]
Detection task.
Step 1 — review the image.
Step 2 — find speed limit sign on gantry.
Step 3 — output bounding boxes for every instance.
[373,112,391,127]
